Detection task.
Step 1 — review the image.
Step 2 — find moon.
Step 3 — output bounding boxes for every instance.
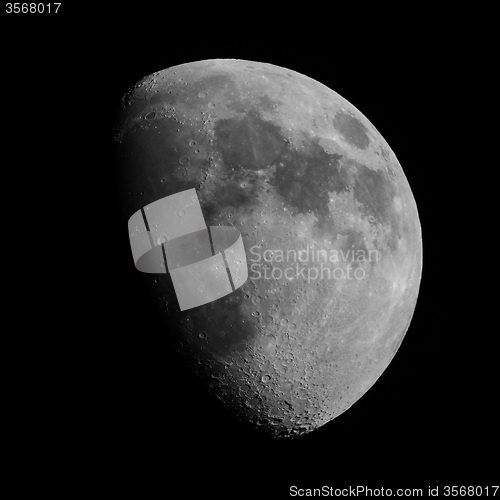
[112,59,422,437]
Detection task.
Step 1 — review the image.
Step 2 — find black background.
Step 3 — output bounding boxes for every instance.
[2,4,496,497]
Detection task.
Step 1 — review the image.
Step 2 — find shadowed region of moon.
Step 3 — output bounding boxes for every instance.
[113,59,422,438]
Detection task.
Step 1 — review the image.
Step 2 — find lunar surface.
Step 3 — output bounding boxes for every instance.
[112,59,422,437]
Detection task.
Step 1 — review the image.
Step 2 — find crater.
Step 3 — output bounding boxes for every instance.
[332,111,370,150]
